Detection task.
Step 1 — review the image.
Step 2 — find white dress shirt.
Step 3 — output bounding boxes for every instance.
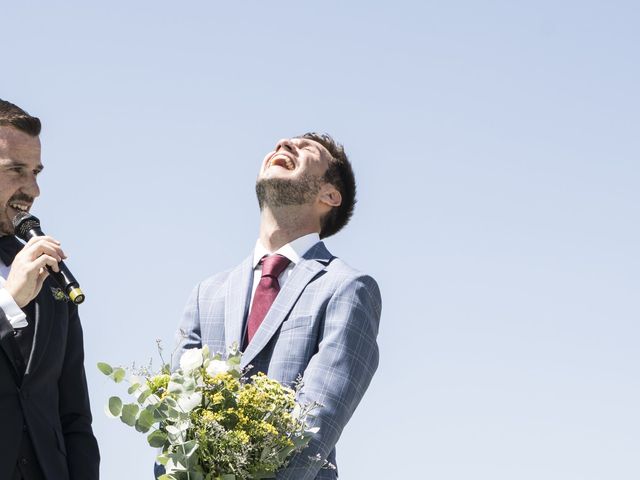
[249,232,320,311]
[0,260,28,328]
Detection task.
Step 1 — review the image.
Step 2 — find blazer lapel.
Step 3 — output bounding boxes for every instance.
[24,286,55,378]
[224,256,253,350]
[0,316,21,382]
[241,242,333,369]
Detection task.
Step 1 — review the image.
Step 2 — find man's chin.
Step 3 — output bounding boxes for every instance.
[0,218,15,237]
[256,175,322,208]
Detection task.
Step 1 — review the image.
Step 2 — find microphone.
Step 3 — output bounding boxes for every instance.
[12,212,85,305]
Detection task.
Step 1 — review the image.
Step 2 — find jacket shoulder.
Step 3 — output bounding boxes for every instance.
[325,256,379,285]
[198,269,233,290]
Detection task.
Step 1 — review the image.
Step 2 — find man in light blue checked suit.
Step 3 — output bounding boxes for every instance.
[175,133,381,479]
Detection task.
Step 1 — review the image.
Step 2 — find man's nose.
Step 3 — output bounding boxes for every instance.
[276,138,294,152]
[22,175,40,198]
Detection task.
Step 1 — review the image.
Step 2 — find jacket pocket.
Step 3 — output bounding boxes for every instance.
[280,315,314,333]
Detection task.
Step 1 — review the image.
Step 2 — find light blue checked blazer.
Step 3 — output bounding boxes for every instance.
[175,241,381,479]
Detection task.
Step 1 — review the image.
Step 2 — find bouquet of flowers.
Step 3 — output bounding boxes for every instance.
[98,343,319,480]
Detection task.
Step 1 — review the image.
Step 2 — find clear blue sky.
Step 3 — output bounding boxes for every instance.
[3,1,639,478]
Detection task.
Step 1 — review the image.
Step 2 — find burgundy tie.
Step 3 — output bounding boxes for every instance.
[246,254,291,344]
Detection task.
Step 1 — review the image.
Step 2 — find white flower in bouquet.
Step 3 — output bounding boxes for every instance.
[179,347,204,373]
[206,359,231,376]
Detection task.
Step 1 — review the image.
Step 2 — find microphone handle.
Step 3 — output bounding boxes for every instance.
[47,261,81,293]
[22,226,85,304]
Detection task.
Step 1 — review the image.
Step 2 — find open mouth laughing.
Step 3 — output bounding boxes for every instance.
[7,198,33,216]
[268,154,295,171]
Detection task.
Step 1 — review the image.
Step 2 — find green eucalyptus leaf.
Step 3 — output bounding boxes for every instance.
[148,429,167,447]
[227,354,241,366]
[155,401,184,422]
[97,362,113,375]
[165,407,183,421]
[156,452,169,465]
[277,445,296,463]
[165,424,182,435]
[111,367,127,383]
[165,451,187,471]
[137,389,153,404]
[120,403,140,426]
[182,378,196,395]
[181,439,198,458]
[135,407,155,433]
[291,434,312,449]
[107,396,123,417]
[128,382,141,394]
[144,393,162,407]
[153,403,169,421]
[166,424,188,444]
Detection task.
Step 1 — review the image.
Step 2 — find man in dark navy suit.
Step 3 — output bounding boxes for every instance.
[0,99,99,479]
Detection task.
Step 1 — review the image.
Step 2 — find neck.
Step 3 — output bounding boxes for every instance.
[258,206,320,251]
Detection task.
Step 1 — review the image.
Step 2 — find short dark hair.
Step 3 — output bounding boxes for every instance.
[0,99,41,136]
[298,132,356,238]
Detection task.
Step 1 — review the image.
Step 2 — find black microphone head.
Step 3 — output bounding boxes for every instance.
[12,212,41,241]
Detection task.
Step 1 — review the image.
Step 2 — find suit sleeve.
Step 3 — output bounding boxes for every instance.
[57,303,100,479]
[173,282,203,370]
[277,274,382,480]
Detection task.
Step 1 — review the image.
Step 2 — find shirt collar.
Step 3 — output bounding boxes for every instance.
[252,232,320,269]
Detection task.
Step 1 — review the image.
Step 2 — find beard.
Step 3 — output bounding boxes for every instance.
[255,173,323,210]
[0,193,34,236]
[0,215,13,236]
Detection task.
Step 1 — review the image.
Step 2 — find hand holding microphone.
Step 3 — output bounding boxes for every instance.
[6,212,85,305]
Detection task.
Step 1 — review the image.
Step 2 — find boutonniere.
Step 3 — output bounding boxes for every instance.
[50,287,69,302]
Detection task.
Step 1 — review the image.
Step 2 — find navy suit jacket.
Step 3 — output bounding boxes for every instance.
[0,275,100,479]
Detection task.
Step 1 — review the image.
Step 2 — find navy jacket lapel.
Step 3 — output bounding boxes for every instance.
[224,256,253,349]
[241,242,334,369]
[24,286,55,378]
[0,316,21,382]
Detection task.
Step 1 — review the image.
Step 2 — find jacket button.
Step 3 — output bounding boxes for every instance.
[20,457,28,465]
[22,424,27,432]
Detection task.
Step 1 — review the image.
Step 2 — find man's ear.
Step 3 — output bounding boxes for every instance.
[319,184,342,208]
